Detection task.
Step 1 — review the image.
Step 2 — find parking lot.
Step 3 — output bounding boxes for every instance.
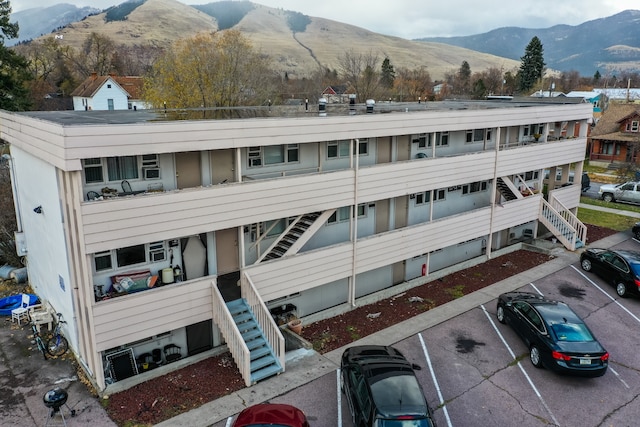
[211,236,640,427]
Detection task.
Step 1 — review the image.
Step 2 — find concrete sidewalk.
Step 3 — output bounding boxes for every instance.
[157,230,630,427]
[579,202,640,219]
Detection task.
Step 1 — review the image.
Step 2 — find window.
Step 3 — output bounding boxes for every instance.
[148,241,166,262]
[248,147,262,167]
[94,251,112,272]
[466,129,485,143]
[435,132,449,146]
[462,181,488,194]
[116,244,146,268]
[83,158,104,184]
[248,145,299,167]
[433,189,446,201]
[631,121,639,132]
[524,124,544,137]
[265,219,287,237]
[357,139,369,155]
[524,170,539,180]
[415,192,431,205]
[328,204,366,223]
[327,139,368,158]
[412,133,427,147]
[107,156,138,181]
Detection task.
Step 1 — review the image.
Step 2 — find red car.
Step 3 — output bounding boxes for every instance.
[233,403,310,427]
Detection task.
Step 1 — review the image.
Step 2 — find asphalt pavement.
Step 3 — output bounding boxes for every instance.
[1,202,634,427]
[158,228,631,426]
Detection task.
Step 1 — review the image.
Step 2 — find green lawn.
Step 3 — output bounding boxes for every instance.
[579,197,639,231]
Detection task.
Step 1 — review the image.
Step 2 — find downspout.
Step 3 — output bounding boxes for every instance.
[2,153,24,232]
[350,139,359,307]
[487,127,501,258]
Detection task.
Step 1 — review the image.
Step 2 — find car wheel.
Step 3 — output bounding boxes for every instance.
[635,230,640,240]
[602,193,614,203]
[616,282,628,298]
[530,345,543,368]
[581,258,592,271]
[496,304,506,324]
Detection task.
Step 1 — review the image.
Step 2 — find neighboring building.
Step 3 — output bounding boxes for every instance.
[530,89,565,98]
[588,103,640,167]
[593,87,640,104]
[70,73,147,111]
[0,99,591,393]
[565,91,604,117]
[321,85,353,103]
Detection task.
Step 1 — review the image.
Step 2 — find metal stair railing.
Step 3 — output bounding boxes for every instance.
[240,272,285,372]
[211,280,252,386]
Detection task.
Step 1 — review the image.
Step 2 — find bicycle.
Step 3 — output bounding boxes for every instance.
[46,313,69,357]
[31,322,47,360]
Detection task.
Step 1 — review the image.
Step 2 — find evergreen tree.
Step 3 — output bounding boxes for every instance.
[380,57,395,89]
[0,0,31,111]
[517,36,545,93]
[593,70,601,83]
[458,60,471,95]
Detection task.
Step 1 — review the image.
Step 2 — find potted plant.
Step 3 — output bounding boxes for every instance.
[286,314,302,334]
[533,133,541,141]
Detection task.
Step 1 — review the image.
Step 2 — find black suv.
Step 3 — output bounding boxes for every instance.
[340,345,435,427]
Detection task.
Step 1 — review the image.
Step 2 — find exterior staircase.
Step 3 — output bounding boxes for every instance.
[496,177,520,201]
[257,209,336,262]
[539,198,586,251]
[226,298,283,384]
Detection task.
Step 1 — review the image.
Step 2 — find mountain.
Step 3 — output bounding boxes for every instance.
[12,0,519,80]
[418,10,640,76]
[9,3,101,46]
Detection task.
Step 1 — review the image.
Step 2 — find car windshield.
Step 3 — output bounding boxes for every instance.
[377,418,433,427]
[369,368,426,409]
[550,322,594,342]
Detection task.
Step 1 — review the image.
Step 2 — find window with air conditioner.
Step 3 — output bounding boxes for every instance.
[143,167,161,180]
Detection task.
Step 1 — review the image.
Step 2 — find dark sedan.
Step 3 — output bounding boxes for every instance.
[496,292,608,377]
[633,222,640,240]
[232,403,310,427]
[580,248,640,297]
[341,345,435,427]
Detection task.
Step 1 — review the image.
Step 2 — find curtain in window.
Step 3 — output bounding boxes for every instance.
[107,156,139,181]
[264,146,284,165]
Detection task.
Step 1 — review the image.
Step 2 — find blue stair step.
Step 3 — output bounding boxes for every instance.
[251,362,283,384]
[242,328,263,341]
[246,337,267,351]
[250,345,271,361]
[251,354,276,371]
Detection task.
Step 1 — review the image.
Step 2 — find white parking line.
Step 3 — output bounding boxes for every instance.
[571,265,640,323]
[530,282,543,295]
[337,369,343,427]
[481,305,560,426]
[418,333,452,427]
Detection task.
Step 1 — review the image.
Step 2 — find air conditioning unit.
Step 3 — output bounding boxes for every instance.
[143,167,160,180]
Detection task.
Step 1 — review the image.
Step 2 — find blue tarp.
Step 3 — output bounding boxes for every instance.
[0,294,39,316]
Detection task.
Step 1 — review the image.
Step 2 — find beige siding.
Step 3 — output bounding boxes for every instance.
[81,170,355,252]
[1,105,593,171]
[92,279,212,351]
[496,138,586,176]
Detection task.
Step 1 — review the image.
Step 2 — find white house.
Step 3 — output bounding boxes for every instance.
[0,99,591,393]
[70,73,147,111]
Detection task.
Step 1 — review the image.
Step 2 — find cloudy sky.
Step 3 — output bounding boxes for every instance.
[13,0,640,39]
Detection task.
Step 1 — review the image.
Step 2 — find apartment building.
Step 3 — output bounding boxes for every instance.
[0,100,591,392]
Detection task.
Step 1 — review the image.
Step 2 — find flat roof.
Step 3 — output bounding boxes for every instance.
[14,98,585,126]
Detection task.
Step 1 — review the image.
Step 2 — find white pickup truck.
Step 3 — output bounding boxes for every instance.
[599,181,640,204]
